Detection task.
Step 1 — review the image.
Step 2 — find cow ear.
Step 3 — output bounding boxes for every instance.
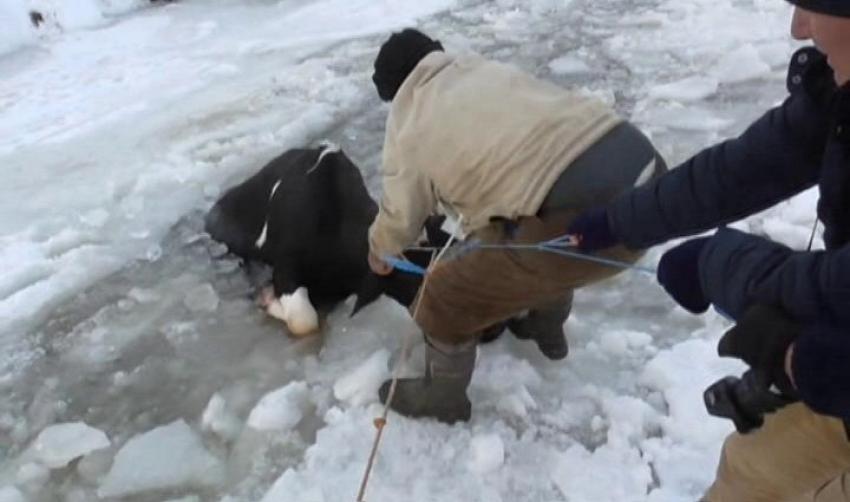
[352,274,384,316]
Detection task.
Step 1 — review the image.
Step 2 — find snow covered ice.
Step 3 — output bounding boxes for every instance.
[0,0,818,500]
[332,349,390,407]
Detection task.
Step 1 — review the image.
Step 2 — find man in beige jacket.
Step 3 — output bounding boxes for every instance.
[368,28,663,423]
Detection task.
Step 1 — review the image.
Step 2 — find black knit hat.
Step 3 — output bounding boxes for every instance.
[786,0,850,17]
[372,28,444,102]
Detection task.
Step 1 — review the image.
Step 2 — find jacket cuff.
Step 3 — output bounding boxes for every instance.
[368,221,404,259]
[792,327,850,420]
[607,193,661,250]
[605,207,644,251]
[698,227,791,321]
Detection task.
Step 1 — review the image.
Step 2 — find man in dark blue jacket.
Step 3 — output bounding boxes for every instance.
[568,1,850,500]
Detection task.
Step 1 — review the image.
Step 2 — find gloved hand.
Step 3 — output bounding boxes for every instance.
[656,237,711,313]
[566,207,619,252]
[704,369,796,434]
[717,304,800,397]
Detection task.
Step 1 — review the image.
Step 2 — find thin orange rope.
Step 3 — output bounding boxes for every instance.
[355,223,461,502]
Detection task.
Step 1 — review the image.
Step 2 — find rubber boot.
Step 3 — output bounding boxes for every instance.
[508,292,573,360]
[479,320,508,344]
[378,336,475,423]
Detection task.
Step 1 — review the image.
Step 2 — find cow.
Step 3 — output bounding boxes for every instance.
[205,143,426,336]
[205,143,567,355]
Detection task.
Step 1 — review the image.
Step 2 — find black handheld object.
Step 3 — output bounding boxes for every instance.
[704,369,797,434]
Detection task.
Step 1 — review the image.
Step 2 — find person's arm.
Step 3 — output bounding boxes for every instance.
[608,92,827,249]
[368,134,438,259]
[698,228,850,326]
[700,230,850,418]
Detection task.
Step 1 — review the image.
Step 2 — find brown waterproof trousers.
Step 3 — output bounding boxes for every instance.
[705,404,850,502]
[799,474,850,502]
[413,210,643,345]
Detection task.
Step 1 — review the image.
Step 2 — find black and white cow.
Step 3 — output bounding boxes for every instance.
[205,143,425,336]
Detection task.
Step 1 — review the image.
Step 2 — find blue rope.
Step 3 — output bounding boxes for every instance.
[526,245,657,275]
[386,234,657,277]
[385,256,429,276]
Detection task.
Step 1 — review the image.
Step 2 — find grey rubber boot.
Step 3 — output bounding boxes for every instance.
[508,292,573,360]
[378,336,476,423]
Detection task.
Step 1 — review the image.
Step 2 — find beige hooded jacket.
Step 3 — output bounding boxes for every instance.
[368,51,621,258]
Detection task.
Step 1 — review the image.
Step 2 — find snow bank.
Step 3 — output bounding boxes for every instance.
[0,1,35,55]
[38,0,105,31]
[467,433,505,474]
[639,333,746,499]
[0,0,149,56]
[332,349,389,407]
[551,442,653,502]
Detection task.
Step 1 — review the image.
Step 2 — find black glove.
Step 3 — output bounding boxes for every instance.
[704,369,796,434]
[717,304,800,398]
[656,237,711,313]
[566,207,619,252]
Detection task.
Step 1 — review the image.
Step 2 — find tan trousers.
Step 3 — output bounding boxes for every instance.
[705,404,850,502]
[413,210,642,345]
[794,473,850,502]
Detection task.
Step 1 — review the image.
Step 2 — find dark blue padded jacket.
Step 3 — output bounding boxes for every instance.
[608,47,850,418]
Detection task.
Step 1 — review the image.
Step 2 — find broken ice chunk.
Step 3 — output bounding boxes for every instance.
[97,420,221,498]
[247,382,311,432]
[32,422,110,469]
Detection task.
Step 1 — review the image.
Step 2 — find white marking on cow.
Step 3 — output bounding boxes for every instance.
[634,158,656,187]
[270,179,282,198]
[265,287,318,337]
[255,179,283,249]
[255,223,269,249]
[306,141,341,174]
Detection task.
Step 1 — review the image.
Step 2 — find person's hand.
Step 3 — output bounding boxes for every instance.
[718,304,800,397]
[368,250,394,276]
[703,305,801,434]
[657,237,711,313]
[566,207,619,252]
